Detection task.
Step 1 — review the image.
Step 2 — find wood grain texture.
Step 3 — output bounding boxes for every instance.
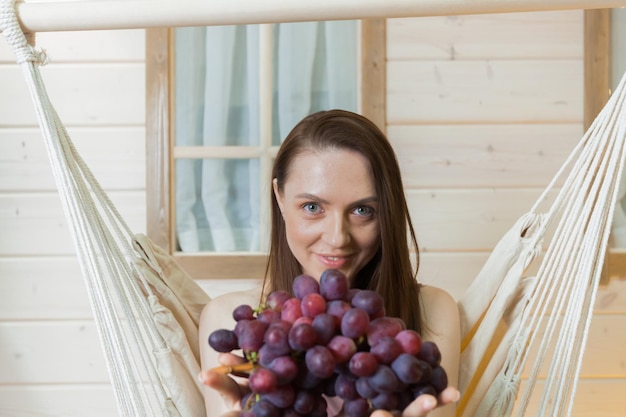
[387,10,582,60]
[0,127,146,191]
[583,9,610,131]
[388,123,582,188]
[360,19,387,132]
[145,28,172,252]
[387,59,583,124]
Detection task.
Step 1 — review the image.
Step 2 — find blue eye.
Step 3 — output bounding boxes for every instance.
[354,206,373,217]
[303,203,321,213]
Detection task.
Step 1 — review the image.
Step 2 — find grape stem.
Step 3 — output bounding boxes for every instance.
[210,361,256,378]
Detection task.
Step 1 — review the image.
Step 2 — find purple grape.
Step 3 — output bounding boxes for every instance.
[293,274,320,299]
[266,290,292,311]
[233,304,255,321]
[288,323,318,352]
[412,384,437,398]
[391,353,426,384]
[292,389,316,414]
[370,336,403,365]
[341,307,370,339]
[326,299,351,327]
[311,313,336,345]
[356,376,378,399]
[371,391,399,411]
[252,398,280,417]
[258,345,282,367]
[351,290,384,318]
[327,334,357,364]
[320,269,350,301]
[367,364,400,393]
[367,317,404,346]
[305,345,336,379]
[344,397,371,417]
[207,328,238,352]
[262,384,296,408]
[335,373,359,400]
[238,319,269,352]
[267,355,299,385]
[264,324,291,356]
[257,309,282,325]
[417,341,441,367]
[430,365,448,394]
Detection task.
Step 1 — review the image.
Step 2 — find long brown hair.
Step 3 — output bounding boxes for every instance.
[264,109,423,333]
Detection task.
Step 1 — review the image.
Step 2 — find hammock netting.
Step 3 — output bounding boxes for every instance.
[2,0,625,416]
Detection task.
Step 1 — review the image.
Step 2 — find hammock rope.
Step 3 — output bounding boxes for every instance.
[0,1,200,416]
[3,0,626,415]
[459,65,626,416]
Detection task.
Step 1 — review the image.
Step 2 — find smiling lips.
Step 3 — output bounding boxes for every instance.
[318,254,350,268]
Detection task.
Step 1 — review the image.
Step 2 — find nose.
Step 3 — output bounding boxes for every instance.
[323,213,351,248]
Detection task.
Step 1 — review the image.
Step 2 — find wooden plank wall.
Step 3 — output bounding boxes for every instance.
[0,9,624,417]
[386,10,626,416]
[0,29,146,415]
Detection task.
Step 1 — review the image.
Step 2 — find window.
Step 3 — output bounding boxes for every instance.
[145,20,386,279]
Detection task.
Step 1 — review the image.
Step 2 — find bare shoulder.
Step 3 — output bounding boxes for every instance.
[199,285,263,330]
[419,285,458,316]
[418,285,461,393]
[418,285,460,341]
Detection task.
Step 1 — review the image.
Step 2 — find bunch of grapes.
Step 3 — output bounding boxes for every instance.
[208,269,448,417]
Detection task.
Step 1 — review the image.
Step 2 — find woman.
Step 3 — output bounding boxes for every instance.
[199,109,460,417]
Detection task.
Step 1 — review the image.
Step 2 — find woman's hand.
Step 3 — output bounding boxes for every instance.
[199,352,250,415]
[370,387,460,417]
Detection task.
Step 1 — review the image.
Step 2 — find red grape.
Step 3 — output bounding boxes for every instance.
[249,367,278,394]
[349,351,379,377]
[301,293,327,318]
[281,298,303,324]
[206,268,450,417]
[395,329,422,355]
[327,335,357,364]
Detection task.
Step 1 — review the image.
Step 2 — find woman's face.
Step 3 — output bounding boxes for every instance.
[273,148,381,281]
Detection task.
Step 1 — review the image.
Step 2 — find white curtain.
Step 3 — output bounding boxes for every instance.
[174,22,357,253]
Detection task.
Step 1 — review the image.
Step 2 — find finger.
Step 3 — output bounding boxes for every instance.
[198,369,244,409]
[370,410,394,417]
[400,394,438,416]
[218,352,247,366]
[437,387,461,406]
[220,412,241,417]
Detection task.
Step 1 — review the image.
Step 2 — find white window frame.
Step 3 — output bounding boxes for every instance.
[145,21,387,279]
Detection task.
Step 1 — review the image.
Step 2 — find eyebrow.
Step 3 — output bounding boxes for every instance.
[295,193,378,206]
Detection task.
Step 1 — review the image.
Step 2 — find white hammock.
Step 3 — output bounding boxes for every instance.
[2,0,625,416]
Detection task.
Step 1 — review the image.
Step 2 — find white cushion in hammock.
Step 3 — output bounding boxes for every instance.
[133,234,211,417]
